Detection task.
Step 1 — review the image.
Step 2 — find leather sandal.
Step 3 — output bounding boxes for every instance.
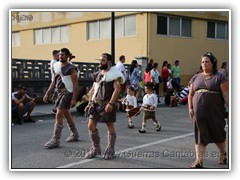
[190,160,203,168]
[219,152,227,165]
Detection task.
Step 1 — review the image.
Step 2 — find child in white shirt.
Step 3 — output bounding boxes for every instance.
[139,82,161,133]
[123,86,139,128]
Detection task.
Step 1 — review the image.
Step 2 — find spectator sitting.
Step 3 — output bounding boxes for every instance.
[164,89,179,107]
[178,86,190,105]
[76,86,89,116]
[12,84,37,125]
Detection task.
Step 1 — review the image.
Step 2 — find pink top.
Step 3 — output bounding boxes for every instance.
[144,71,151,83]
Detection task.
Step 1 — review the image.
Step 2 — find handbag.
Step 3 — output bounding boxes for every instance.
[167,79,173,89]
[88,102,97,115]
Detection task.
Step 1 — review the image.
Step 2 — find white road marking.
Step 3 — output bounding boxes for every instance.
[56,132,194,168]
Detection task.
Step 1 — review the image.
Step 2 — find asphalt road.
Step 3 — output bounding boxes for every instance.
[11,105,229,170]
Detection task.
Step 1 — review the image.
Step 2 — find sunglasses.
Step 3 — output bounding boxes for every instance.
[204,52,213,56]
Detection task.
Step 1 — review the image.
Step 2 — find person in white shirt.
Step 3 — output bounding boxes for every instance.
[123,86,139,128]
[139,82,161,133]
[150,63,161,103]
[116,55,127,93]
[50,50,59,82]
[49,50,59,114]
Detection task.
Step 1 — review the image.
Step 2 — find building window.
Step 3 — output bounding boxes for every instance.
[157,16,167,35]
[157,15,192,37]
[51,27,60,43]
[12,32,20,47]
[88,21,99,40]
[124,15,136,36]
[115,18,124,37]
[34,26,69,44]
[169,17,180,36]
[99,19,111,39]
[115,15,136,37]
[182,18,192,37]
[88,20,110,40]
[88,15,136,40]
[207,21,228,39]
[60,26,69,42]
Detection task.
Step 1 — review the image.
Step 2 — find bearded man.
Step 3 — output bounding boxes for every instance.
[84,53,125,160]
[43,48,79,149]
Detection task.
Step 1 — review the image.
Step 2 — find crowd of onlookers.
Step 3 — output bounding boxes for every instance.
[114,56,185,109]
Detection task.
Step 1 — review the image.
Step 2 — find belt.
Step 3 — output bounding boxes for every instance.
[57,88,67,93]
[195,89,220,94]
[94,100,109,105]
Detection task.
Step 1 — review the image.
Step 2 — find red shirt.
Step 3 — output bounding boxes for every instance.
[161,68,169,79]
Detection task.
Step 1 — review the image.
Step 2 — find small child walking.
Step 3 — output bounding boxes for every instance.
[123,86,139,128]
[139,82,161,133]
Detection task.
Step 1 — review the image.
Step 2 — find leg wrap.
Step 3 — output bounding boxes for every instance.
[85,128,101,159]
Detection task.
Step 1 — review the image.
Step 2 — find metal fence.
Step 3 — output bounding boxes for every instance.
[12,59,131,81]
[11,59,132,99]
[12,59,100,81]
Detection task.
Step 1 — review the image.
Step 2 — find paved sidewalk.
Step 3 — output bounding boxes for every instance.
[31,103,78,119]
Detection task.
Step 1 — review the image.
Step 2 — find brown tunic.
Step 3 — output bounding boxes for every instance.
[54,63,75,109]
[189,72,227,145]
[89,70,116,123]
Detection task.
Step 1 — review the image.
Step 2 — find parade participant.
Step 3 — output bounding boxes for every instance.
[139,82,161,133]
[43,48,79,149]
[123,86,139,128]
[188,52,228,168]
[84,53,125,160]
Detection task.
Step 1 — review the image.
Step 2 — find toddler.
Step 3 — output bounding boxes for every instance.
[123,86,139,128]
[139,82,161,133]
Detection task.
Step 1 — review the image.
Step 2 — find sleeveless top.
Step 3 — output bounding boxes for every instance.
[144,71,151,83]
[54,62,75,92]
[93,71,114,101]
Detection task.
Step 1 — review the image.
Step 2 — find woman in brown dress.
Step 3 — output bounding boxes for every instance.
[188,52,229,168]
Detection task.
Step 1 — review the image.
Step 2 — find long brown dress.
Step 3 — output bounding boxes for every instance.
[189,72,227,145]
